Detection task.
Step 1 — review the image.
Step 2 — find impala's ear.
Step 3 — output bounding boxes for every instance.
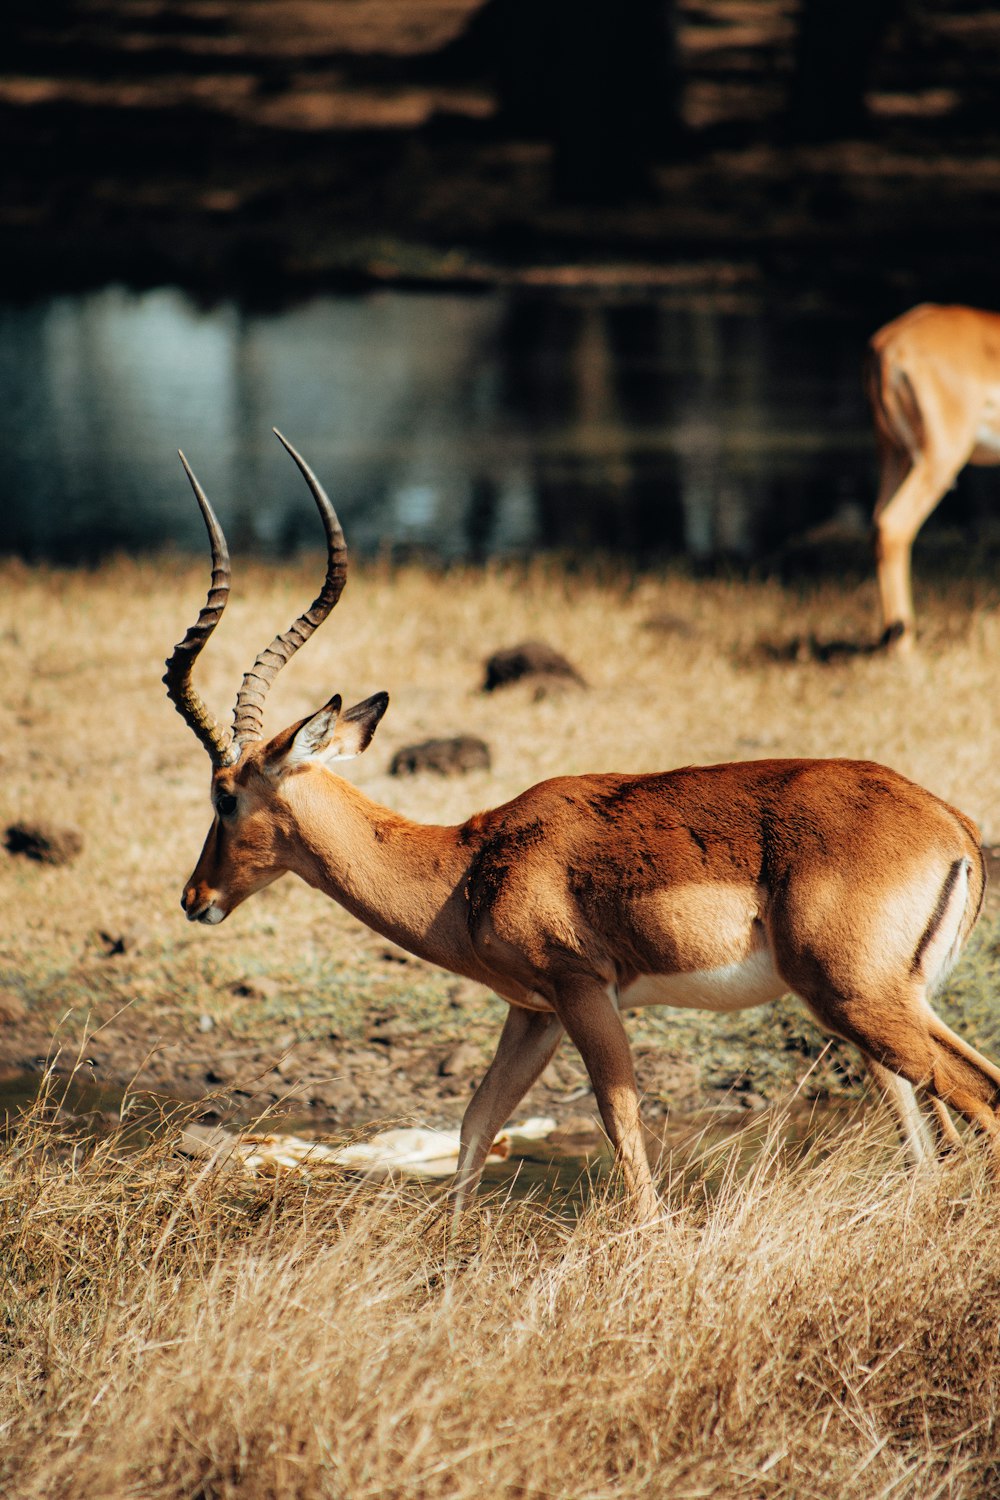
[284,691,389,769]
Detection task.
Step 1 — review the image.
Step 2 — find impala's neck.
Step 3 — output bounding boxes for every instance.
[279,766,474,972]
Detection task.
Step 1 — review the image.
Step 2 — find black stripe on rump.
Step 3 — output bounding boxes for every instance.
[911,859,965,978]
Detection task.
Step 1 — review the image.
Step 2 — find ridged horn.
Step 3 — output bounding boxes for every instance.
[163,453,239,768]
[230,429,348,748]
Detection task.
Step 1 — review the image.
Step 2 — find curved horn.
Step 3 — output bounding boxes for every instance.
[230,429,348,748]
[163,453,238,768]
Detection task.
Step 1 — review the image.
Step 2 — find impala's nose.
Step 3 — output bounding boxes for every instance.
[182,885,225,923]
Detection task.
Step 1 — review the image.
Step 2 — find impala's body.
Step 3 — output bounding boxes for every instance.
[167,434,1000,1222]
[190,750,980,1015]
[867,302,1000,652]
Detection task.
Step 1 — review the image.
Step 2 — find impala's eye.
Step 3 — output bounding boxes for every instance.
[216,793,237,817]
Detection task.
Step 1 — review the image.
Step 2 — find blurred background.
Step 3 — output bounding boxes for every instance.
[2,0,999,566]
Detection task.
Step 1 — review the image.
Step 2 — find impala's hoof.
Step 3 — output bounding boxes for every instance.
[879,621,914,654]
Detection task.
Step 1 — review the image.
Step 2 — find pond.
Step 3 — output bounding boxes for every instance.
[4,284,994,569]
[0,283,948,567]
[0,1060,861,1215]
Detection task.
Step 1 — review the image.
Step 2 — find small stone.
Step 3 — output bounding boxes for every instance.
[198,1014,215,1033]
[230,976,283,1002]
[390,736,491,778]
[368,1018,407,1044]
[95,924,148,957]
[740,1092,768,1111]
[379,943,414,966]
[438,1075,473,1096]
[5,821,83,866]
[482,641,586,693]
[204,1064,235,1086]
[310,1081,362,1114]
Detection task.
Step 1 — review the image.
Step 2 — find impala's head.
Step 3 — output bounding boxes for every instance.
[163,430,388,924]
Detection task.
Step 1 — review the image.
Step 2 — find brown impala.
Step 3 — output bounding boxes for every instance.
[166,431,1000,1221]
[867,302,1000,654]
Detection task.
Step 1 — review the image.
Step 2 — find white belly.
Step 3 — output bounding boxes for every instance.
[619,949,787,1014]
[974,421,1000,456]
[974,392,1000,457]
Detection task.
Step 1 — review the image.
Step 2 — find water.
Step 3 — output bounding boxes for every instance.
[0,284,989,567]
[0,1065,183,1148]
[0,285,866,565]
[0,1060,859,1213]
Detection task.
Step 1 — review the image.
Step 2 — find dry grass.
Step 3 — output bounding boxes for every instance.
[2,554,999,1066]
[3,556,1000,1496]
[3,554,1000,1097]
[3,1092,1000,1499]
[3,552,999,990]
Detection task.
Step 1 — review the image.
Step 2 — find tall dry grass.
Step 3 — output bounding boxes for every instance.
[2,1094,1000,1500]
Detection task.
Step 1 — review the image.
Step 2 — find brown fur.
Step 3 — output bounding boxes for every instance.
[867,303,1000,651]
[182,744,997,1222]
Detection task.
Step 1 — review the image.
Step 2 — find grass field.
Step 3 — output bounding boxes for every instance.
[3,554,999,1099]
[2,553,1000,1496]
[3,1093,1000,1498]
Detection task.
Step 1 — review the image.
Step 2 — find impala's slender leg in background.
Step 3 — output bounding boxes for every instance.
[864,1055,964,1159]
[925,1094,965,1152]
[873,439,970,651]
[451,1007,564,1210]
[862,1057,937,1167]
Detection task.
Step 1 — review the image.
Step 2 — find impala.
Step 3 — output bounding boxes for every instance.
[166,431,999,1220]
[867,302,1000,654]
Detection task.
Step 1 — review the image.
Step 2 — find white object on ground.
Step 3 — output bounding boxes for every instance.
[234,1116,559,1179]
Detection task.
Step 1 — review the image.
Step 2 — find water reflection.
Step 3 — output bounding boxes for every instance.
[0,284,937,564]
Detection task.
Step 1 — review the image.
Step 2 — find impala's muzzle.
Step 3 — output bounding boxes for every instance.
[182,884,227,924]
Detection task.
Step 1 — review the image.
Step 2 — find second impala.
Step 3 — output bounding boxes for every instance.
[867,302,1000,653]
[165,433,999,1221]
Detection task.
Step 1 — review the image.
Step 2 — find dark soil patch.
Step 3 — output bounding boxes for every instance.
[0,999,785,1140]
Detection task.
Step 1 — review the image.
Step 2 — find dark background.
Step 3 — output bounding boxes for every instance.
[3,1,999,568]
[3,0,1000,303]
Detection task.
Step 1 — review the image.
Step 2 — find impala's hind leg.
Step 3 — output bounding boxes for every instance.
[862,1055,936,1166]
[553,975,662,1224]
[926,1094,964,1152]
[859,1055,962,1163]
[871,403,976,649]
[815,989,1000,1167]
[920,1009,1000,1153]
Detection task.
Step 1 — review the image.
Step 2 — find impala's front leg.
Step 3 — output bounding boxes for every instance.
[450,1005,564,1212]
[554,977,661,1223]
